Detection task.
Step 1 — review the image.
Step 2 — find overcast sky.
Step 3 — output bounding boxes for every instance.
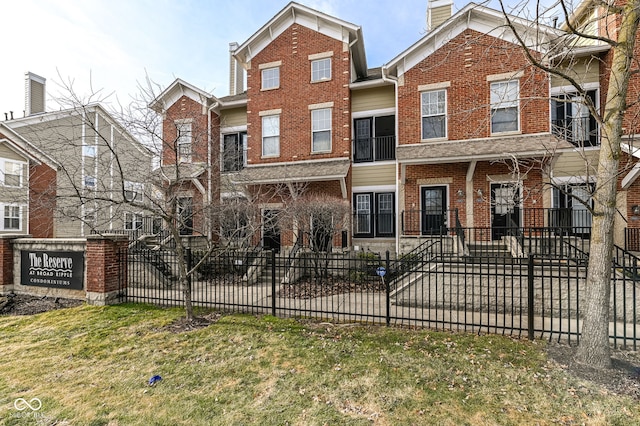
[0,0,559,118]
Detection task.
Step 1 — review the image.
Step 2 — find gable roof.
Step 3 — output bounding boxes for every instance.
[233,1,368,80]
[0,123,60,168]
[384,2,562,78]
[149,78,218,114]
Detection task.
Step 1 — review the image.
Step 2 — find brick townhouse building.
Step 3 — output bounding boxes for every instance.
[151,0,640,255]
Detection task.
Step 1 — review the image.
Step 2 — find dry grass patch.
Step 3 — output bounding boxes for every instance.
[0,304,638,425]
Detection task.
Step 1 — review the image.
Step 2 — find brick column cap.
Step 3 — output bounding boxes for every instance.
[86,234,130,242]
[0,234,31,240]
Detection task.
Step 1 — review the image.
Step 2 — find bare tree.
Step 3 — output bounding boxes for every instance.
[496,0,640,368]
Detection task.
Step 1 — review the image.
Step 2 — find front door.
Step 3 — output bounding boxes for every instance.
[262,210,281,253]
[421,186,447,235]
[491,183,520,240]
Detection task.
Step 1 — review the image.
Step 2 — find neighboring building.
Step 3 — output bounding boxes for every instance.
[4,74,155,238]
[0,123,58,238]
[150,0,640,254]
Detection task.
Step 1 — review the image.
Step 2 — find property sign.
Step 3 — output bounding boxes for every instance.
[21,251,85,290]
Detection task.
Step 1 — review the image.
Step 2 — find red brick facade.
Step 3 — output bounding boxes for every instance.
[246,25,351,164]
[28,162,56,238]
[398,30,549,144]
[85,235,128,296]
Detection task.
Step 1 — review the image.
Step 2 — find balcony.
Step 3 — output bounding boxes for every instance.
[353,135,395,163]
[552,118,599,148]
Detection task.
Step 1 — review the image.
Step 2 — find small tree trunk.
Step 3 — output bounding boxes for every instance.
[576,0,640,368]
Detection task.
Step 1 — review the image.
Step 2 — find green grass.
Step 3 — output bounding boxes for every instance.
[0,304,638,425]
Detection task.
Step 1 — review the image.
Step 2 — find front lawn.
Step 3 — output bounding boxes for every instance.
[0,304,638,425]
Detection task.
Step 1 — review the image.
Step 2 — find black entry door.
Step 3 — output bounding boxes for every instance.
[421,186,447,235]
[491,183,520,240]
[262,210,281,253]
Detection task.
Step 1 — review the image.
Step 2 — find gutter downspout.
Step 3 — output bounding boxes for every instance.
[381,65,400,255]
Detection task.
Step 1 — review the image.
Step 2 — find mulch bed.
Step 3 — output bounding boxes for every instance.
[278,277,386,299]
[0,294,83,316]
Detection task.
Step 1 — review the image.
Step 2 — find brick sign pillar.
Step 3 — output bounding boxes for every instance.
[0,235,25,295]
[85,235,129,305]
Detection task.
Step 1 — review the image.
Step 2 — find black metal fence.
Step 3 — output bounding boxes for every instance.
[120,245,639,349]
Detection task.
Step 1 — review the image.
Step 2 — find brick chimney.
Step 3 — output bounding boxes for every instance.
[427,0,453,31]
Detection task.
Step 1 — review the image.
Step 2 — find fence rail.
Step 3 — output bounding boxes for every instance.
[121,248,639,349]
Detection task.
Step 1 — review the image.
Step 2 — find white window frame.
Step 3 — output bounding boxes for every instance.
[124,211,144,231]
[124,181,144,203]
[1,160,24,187]
[261,115,280,157]
[176,120,192,162]
[261,67,280,90]
[421,89,447,140]
[311,108,332,153]
[2,204,22,231]
[311,58,331,82]
[490,80,520,134]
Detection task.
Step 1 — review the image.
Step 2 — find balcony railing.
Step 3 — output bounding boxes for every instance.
[353,135,395,163]
[401,208,592,237]
[552,118,599,147]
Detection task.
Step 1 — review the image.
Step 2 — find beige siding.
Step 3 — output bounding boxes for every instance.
[551,58,600,87]
[351,86,395,113]
[220,107,247,128]
[553,150,600,177]
[352,164,396,187]
[0,145,27,161]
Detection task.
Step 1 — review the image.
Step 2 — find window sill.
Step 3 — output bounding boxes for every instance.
[260,87,280,92]
[311,150,332,155]
[261,155,280,159]
[420,137,448,143]
[490,130,522,137]
[310,78,332,84]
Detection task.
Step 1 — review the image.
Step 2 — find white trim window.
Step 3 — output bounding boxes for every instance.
[261,67,280,90]
[421,90,446,139]
[490,80,520,133]
[262,115,280,157]
[176,121,192,162]
[124,181,144,203]
[3,204,21,230]
[1,160,23,187]
[311,58,331,82]
[311,108,332,153]
[124,212,143,230]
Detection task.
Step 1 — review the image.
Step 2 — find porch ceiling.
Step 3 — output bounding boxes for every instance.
[396,133,574,165]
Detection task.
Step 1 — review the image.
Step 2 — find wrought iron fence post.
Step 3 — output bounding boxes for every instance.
[271,249,277,317]
[527,254,534,340]
[385,250,391,326]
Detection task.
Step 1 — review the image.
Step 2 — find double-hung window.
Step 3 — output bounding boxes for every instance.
[83,144,96,158]
[490,80,519,133]
[2,161,23,187]
[421,90,446,139]
[311,108,332,153]
[3,205,20,230]
[262,115,280,157]
[84,175,96,189]
[261,67,280,90]
[311,58,331,82]
[176,121,192,162]
[125,212,143,230]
